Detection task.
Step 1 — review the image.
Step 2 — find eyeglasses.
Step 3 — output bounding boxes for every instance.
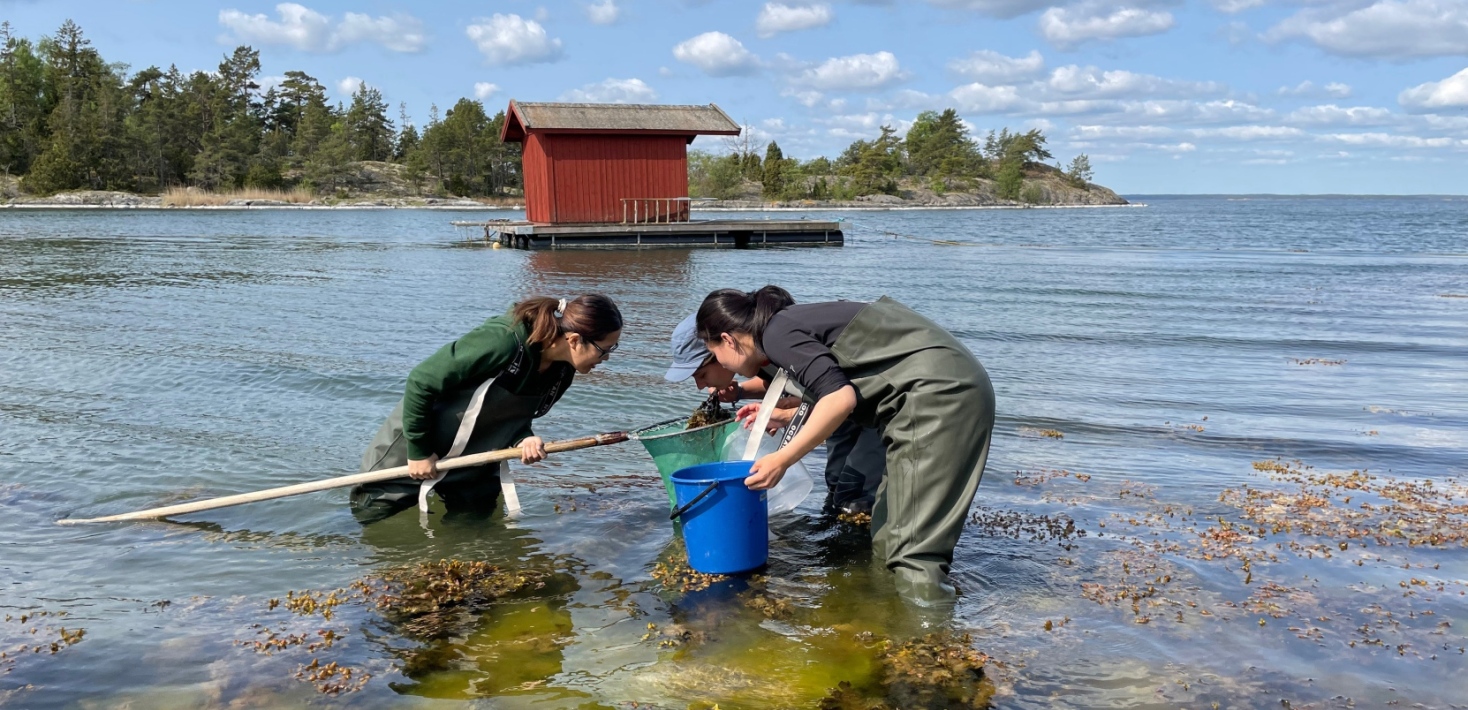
[588,338,619,360]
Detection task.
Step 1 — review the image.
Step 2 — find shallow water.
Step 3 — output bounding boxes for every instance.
[2,197,1466,708]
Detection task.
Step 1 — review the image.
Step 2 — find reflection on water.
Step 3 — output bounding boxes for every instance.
[522,248,697,288]
[1,201,1466,708]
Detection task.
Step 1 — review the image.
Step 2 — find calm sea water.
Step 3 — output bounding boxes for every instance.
[1,197,1466,708]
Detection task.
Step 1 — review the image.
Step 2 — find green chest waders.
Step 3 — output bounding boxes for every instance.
[827,297,996,604]
[352,342,572,524]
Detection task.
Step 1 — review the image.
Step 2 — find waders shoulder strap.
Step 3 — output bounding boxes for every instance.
[419,371,501,514]
[419,335,530,516]
[744,370,791,460]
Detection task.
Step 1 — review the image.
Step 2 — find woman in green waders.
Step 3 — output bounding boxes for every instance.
[697,286,994,604]
[352,295,623,523]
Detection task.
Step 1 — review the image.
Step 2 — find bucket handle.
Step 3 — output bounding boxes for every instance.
[668,481,719,521]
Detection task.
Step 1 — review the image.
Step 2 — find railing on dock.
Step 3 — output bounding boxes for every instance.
[621,197,691,224]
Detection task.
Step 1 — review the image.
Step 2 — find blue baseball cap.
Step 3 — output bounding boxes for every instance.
[664,313,710,382]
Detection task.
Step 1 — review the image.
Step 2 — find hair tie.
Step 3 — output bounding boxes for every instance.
[555,298,567,318]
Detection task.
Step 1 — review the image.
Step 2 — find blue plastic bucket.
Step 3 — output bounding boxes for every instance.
[669,461,769,575]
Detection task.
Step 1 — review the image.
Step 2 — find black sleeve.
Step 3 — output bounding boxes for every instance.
[761,320,852,400]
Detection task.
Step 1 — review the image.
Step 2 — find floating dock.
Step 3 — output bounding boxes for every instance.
[452,219,843,249]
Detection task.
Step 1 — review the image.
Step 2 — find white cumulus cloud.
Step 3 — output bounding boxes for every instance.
[1285,104,1397,126]
[560,78,659,103]
[948,82,1029,113]
[672,31,761,76]
[794,51,905,91]
[1276,80,1354,98]
[1267,0,1468,58]
[1319,132,1462,149]
[1038,4,1175,48]
[1188,125,1304,140]
[335,11,427,52]
[218,3,426,53]
[757,3,834,37]
[337,76,363,95]
[1106,99,1274,125]
[1046,65,1225,99]
[466,14,565,66]
[1072,124,1176,140]
[947,49,1046,83]
[586,0,620,25]
[474,82,500,100]
[1399,67,1468,111]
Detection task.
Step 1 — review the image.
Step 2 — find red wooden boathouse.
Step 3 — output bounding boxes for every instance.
[500,101,741,225]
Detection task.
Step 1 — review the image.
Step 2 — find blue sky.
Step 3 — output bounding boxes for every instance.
[4,0,1467,194]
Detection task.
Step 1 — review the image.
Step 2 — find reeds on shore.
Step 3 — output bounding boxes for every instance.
[161,187,316,207]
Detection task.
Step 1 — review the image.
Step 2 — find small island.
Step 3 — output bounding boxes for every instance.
[689,111,1127,210]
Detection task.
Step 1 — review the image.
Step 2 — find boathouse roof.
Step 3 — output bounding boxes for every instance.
[501,101,741,142]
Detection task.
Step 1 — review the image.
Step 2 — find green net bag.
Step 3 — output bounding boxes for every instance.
[631,417,743,508]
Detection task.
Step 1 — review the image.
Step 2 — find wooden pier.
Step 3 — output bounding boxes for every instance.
[452,219,844,249]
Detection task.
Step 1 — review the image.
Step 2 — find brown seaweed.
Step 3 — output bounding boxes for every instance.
[820,631,994,709]
[1,611,85,676]
[686,393,732,430]
[238,558,572,695]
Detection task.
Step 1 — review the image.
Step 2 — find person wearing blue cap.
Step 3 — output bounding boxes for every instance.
[666,312,885,516]
[694,286,994,605]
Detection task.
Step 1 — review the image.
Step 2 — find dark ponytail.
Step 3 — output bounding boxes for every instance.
[513,294,623,349]
[695,285,794,345]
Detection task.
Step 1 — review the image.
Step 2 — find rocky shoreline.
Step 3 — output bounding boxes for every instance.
[2,191,1134,211]
[2,158,1130,211]
[0,191,505,209]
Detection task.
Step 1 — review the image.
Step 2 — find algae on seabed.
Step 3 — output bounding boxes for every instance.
[627,539,995,709]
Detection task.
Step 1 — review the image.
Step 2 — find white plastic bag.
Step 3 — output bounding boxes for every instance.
[722,426,814,516]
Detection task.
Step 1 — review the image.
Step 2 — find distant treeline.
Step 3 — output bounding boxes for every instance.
[0,21,520,197]
[0,20,1093,202]
[692,111,1094,202]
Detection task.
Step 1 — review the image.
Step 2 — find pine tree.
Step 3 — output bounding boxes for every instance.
[393,102,418,160]
[761,140,785,199]
[305,120,353,193]
[272,70,325,152]
[345,82,393,162]
[484,110,520,195]
[995,159,1023,200]
[26,20,130,193]
[189,46,261,190]
[0,22,48,179]
[1066,154,1093,188]
[905,108,982,179]
[840,125,902,196]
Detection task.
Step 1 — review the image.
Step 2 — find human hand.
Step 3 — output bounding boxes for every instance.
[519,436,546,464]
[736,403,795,434]
[709,383,743,403]
[744,452,790,490]
[408,455,439,480]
